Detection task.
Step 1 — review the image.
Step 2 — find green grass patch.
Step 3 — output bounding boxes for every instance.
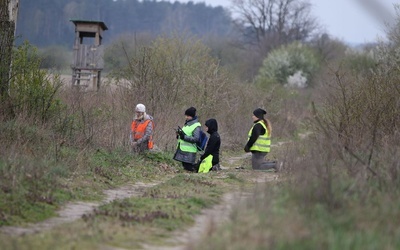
[0,171,248,249]
[87,174,223,230]
[0,146,179,226]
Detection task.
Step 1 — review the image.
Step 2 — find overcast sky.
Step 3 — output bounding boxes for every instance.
[173,0,397,44]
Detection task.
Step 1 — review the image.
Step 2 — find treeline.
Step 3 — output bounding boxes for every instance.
[16,0,233,47]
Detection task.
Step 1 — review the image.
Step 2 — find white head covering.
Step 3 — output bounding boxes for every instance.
[135,103,146,113]
[134,103,146,120]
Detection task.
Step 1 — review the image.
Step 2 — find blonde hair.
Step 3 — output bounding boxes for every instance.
[263,118,272,136]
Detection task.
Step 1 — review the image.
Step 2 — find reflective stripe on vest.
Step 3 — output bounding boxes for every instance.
[178,122,200,153]
[248,121,271,152]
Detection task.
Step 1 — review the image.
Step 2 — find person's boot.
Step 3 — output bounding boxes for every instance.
[212,164,221,171]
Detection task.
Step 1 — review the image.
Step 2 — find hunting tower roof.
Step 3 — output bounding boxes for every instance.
[70,19,108,31]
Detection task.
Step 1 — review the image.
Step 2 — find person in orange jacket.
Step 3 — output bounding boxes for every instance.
[130,103,154,153]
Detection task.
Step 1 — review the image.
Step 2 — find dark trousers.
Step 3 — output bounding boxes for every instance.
[182,162,197,172]
[251,152,275,170]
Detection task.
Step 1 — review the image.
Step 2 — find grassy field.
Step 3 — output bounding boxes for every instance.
[0,149,280,249]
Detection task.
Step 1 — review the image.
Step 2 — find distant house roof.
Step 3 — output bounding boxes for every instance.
[70,19,108,31]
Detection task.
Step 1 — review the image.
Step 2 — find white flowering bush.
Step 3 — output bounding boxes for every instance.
[256,42,320,88]
[286,70,308,88]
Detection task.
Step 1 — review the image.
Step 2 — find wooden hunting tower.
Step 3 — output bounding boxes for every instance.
[70,20,108,90]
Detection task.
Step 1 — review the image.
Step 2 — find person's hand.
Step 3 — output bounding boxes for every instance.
[244,145,250,152]
[178,130,185,140]
[132,141,138,147]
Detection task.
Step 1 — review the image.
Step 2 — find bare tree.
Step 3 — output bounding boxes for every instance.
[0,0,19,117]
[230,0,318,53]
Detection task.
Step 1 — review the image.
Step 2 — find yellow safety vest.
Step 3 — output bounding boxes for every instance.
[178,122,201,153]
[198,155,213,173]
[248,121,271,152]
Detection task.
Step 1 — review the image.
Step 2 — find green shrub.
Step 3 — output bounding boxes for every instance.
[342,48,377,75]
[10,42,63,122]
[256,42,320,88]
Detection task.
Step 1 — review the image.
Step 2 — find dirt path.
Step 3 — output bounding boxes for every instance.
[0,182,160,236]
[142,155,278,250]
[224,152,251,165]
[141,191,252,250]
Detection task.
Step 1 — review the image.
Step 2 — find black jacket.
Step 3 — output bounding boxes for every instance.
[200,118,221,165]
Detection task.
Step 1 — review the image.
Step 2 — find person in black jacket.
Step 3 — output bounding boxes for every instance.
[199,118,221,171]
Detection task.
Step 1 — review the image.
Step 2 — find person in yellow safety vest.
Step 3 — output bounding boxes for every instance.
[244,108,275,171]
[130,103,154,153]
[173,107,202,172]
